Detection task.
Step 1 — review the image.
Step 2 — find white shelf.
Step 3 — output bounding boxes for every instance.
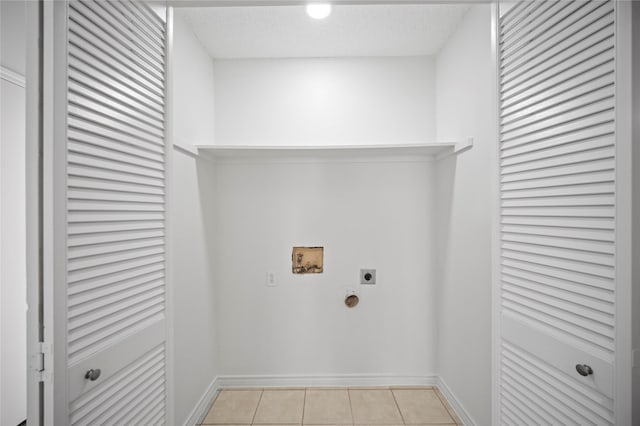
[196,139,473,161]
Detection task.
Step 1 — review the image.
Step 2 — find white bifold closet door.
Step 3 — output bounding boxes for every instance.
[46,1,168,424]
[498,1,618,425]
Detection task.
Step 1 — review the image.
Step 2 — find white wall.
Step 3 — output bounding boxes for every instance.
[0,0,26,75]
[213,57,435,146]
[0,1,27,425]
[171,151,218,424]
[434,5,493,426]
[0,78,27,426]
[171,12,218,425]
[173,11,216,149]
[214,159,437,378]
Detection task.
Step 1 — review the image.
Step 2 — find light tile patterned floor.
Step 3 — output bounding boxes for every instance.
[200,387,463,425]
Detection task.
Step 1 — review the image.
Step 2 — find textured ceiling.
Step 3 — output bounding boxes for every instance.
[177,4,470,59]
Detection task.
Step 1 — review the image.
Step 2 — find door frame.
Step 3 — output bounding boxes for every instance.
[28,1,73,423]
[25,1,44,424]
[613,1,633,424]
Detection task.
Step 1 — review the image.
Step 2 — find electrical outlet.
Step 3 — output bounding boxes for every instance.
[360,269,376,284]
[266,272,277,287]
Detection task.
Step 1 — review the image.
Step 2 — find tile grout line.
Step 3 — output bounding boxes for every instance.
[346,388,355,426]
[390,389,407,426]
[433,387,458,425]
[301,388,307,426]
[250,389,264,425]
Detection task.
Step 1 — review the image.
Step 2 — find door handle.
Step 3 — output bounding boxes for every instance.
[85,368,101,381]
[575,364,593,377]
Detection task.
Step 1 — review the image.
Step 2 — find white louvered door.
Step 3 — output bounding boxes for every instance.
[45,1,169,424]
[498,1,621,424]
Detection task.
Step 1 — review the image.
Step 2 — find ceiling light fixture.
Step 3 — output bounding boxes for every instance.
[306,3,332,19]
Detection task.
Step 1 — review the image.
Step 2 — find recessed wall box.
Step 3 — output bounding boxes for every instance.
[360,269,376,284]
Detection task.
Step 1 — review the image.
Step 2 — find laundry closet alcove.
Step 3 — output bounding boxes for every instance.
[170,3,490,425]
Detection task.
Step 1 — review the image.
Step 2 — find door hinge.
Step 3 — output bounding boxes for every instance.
[31,342,52,382]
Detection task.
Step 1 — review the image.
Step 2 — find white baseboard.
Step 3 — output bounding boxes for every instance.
[182,376,221,426]
[437,376,476,426]
[215,374,438,389]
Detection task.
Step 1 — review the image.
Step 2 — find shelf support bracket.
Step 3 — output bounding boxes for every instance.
[436,137,474,161]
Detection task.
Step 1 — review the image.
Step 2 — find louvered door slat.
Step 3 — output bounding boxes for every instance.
[501,1,546,38]
[127,0,165,33]
[109,1,165,49]
[502,12,614,90]
[501,97,615,142]
[502,183,615,201]
[501,85,614,132]
[69,275,164,307]
[68,133,164,165]
[68,22,163,96]
[69,342,165,424]
[69,117,164,154]
[68,154,164,179]
[501,70,614,119]
[502,240,613,267]
[501,171,615,192]
[501,194,615,208]
[69,249,165,279]
[502,158,615,183]
[502,248,613,279]
[502,146,614,174]
[67,47,164,108]
[68,220,164,235]
[503,22,613,98]
[501,1,584,57]
[71,2,164,77]
[68,165,164,188]
[502,232,613,253]
[68,187,164,204]
[501,293,614,340]
[68,287,165,327]
[501,224,614,241]
[501,132,615,164]
[501,282,613,325]
[68,104,164,144]
[68,177,164,197]
[498,1,617,424]
[68,274,165,308]
[501,40,614,104]
[68,88,164,137]
[501,265,615,301]
[503,339,614,420]
[501,370,577,425]
[501,272,614,313]
[67,263,164,296]
[67,16,163,92]
[500,110,614,151]
[68,303,164,363]
[62,1,167,424]
[502,257,613,291]
[502,1,610,73]
[95,1,165,59]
